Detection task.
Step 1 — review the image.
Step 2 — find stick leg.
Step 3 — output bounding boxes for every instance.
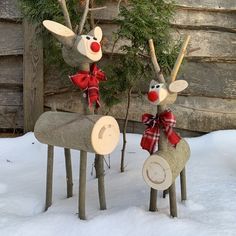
[163,189,169,198]
[45,145,54,211]
[149,188,158,212]
[96,154,106,210]
[79,150,87,220]
[180,167,187,201]
[169,181,177,217]
[64,148,73,198]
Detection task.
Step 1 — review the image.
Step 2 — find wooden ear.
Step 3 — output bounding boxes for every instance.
[43,20,76,48]
[168,80,188,93]
[88,26,103,42]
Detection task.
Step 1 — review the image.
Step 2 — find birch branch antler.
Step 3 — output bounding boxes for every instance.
[148,39,166,83]
[79,0,90,34]
[170,35,191,82]
[58,0,73,30]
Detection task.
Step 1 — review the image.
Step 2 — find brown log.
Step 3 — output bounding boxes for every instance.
[143,138,190,190]
[149,188,157,212]
[34,111,120,155]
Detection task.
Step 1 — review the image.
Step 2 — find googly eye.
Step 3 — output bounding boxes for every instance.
[93,37,97,40]
[86,36,91,40]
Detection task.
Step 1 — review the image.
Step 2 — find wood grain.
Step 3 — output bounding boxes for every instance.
[0,56,23,86]
[0,22,23,56]
[23,21,44,132]
[0,0,21,20]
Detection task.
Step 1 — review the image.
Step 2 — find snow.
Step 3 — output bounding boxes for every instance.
[0,130,236,236]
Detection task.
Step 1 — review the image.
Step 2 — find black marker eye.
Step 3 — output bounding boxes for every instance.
[156,85,160,88]
[93,37,97,40]
[151,85,155,89]
[86,36,91,40]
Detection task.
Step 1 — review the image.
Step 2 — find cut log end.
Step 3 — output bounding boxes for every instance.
[143,155,172,190]
[91,116,120,155]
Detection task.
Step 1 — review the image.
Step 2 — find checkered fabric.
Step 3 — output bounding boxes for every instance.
[70,64,107,108]
[140,110,181,154]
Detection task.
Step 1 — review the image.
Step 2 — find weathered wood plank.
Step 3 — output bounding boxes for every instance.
[44,91,236,133]
[0,22,23,56]
[174,0,236,12]
[0,88,23,106]
[0,0,21,20]
[0,105,23,129]
[23,21,44,132]
[101,23,236,59]
[95,1,236,31]
[173,9,236,32]
[0,56,23,85]
[179,62,236,99]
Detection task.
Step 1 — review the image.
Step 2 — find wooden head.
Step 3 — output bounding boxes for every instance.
[43,20,103,67]
[147,79,188,105]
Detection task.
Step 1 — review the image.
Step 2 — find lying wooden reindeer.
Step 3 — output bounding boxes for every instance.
[35,0,119,220]
[141,37,191,217]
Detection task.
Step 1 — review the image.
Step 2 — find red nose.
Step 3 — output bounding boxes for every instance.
[90,42,100,52]
[148,91,159,102]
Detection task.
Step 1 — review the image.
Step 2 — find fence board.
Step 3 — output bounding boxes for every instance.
[0,56,23,86]
[0,22,23,56]
[23,21,44,132]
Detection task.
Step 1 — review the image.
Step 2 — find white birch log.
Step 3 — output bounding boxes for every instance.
[34,111,120,155]
[143,138,190,190]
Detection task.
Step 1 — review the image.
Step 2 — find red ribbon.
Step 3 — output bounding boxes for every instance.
[69,64,107,108]
[140,110,181,154]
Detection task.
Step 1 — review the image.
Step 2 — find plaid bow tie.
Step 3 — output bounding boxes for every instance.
[140,110,181,154]
[70,64,107,108]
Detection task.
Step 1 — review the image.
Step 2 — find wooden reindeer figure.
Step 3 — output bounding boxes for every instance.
[141,37,191,217]
[35,0,120,220]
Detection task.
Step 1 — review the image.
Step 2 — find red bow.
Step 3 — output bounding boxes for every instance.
[69,64,107,108]
[140,110,181,154]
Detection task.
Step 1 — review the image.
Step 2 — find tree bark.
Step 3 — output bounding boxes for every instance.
[120,87,132,172]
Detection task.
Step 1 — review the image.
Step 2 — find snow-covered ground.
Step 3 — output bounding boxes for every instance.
[0,130,236,236]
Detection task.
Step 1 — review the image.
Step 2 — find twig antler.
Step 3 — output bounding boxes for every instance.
[58,0,72,30]
[170,35,190,82]
[148,39,166,83]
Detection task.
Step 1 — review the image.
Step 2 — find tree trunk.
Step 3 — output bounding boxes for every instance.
[120,87,132,172]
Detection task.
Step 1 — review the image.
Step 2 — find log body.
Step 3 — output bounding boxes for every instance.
[143,138,190,190]
[34,111,120,155]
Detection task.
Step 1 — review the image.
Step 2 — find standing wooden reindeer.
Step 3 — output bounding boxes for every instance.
[141,37,191,217]
[34,0,120,220]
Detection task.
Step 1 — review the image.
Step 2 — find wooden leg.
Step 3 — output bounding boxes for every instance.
[163,189,169,198]
[45,145,54,211]
[149,188,158,212]
[95,154,107,210]
[64,148,73,198]
[169,181,177,217]
[180,167,187,201]
[78,150,87,220]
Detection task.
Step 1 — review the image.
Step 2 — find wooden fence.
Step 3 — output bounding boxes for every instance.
[0,0,236,135]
